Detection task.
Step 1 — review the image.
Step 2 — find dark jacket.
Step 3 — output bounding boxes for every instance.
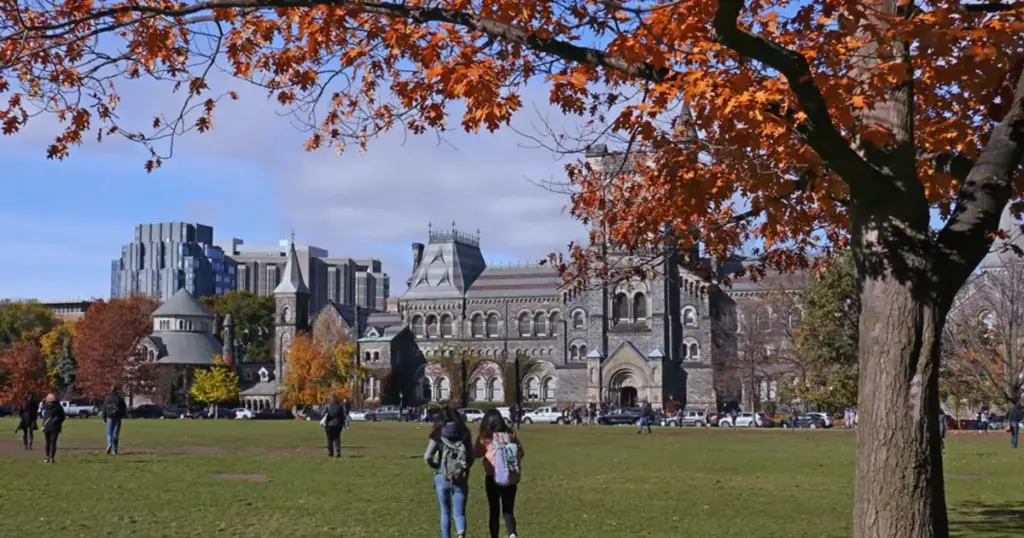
[41,401,66,433]
[17,400,38,431]
[103,392,127,420]
[1009,406,1024,424]
[325,402,346,429]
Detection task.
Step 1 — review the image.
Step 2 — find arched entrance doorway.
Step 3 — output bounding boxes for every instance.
[620,387,638,408]
[421,377,432,402]
[608,369,642,408]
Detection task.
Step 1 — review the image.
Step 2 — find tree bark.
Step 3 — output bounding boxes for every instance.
[854,268,950,538]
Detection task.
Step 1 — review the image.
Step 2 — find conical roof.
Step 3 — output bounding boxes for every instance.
[152,288,212,318]
[274,241,308,294]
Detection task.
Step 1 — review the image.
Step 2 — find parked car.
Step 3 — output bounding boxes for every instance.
[662,410,707,427]
[599,408,644,426]
[806,412,834,428]
[459,408,485,423]
[39,400,99,418]
[349,409,370,421]
[128,404,165,419]
[254,408,295,420]
[163,404,192,419]
[366,405,403,422]
[196,407,236,419]
[719,412,768,427]
[232,408,254,420]
[302,409,324,422]
[780,414,828,429]
[522,407,563,424]
[0,405,14,417]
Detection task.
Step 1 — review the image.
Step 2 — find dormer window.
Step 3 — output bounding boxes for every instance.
[258,367,269,383]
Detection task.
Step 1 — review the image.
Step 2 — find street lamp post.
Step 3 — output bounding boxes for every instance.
[514,355,522,428]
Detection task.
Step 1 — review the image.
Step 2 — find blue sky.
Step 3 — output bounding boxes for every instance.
[0,78,587,301]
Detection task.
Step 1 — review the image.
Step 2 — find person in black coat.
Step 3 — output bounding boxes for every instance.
[323,394,347,458]
[40,393,66,463]
[14,393,38,450]
[102,385,128,455]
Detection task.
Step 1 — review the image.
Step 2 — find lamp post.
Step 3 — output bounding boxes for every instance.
[514,354,522,428]
[460,358,469,409]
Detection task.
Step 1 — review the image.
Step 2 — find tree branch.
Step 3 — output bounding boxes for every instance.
[712,0,880,193]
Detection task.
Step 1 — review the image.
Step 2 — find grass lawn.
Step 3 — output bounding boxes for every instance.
[1,419,1022,537]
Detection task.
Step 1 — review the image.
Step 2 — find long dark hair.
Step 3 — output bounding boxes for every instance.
[429,405,470,442]
[477,409,508,441]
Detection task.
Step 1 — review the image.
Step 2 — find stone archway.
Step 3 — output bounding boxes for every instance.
[608,368,644,408]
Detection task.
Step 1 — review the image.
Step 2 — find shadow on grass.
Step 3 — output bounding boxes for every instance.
[951,501,1024,538]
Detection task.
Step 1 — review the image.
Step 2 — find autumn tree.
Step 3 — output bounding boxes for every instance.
[12,1,1024,534]
[190,356,240,415]
[40,323,77,397]
[0,300,55,348]
[0,343,49,405]
[943,259,1024,408]
[281,330,363,408]
[430,344,488,407]
[496,351,541,407]
[201,291,275,363]
[73,297,159,400]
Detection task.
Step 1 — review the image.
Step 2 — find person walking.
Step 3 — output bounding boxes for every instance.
[343,398,352,429]
[1008,401,1023,450]
[475,409,524,538]
[637,402,653,434]
[323,394,347,458]
[40,393,66,463]
[14,392,38,450]
[938,408,948,453]
[102,385,127,455]
[425,406,474,538]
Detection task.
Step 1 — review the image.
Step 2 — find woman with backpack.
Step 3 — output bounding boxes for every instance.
[40,393,66,463]
[475,409,524,538]
[424,406,474,538]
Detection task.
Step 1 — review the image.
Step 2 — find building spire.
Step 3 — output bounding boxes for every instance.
[274,239,308,295]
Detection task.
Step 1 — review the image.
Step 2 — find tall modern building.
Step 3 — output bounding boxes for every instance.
[218,238,390,315]
[110,222,235,301]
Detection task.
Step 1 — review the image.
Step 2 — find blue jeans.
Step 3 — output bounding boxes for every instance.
[106,418,122,453]
[1011,423,1020,449]
[637,417,651,433]
[433,473,468,538]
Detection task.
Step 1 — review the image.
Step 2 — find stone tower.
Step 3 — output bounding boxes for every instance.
[274,239,309,405]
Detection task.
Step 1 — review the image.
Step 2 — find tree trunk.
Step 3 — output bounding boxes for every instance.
[855,273,949,538]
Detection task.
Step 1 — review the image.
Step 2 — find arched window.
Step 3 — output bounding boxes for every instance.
[281,306,291,324]
[613,293,629,320]
[436,377,451,401]
[426,315,439,337]
[633,293,647,320]
[572,310,586,330]
[440,315,454,338]
[147,348,157,361]
[518,313,532,337]
[756,307,772,332]
[487,377,503,402]
[579,344,588,358]
[471,378,485,401]
[471,314,484,337]
[788,307,803,329]
[486,314,500,337]
[525,377,540,400]
[177,319,184,330]
[549,312,560,336]
[534,312,547,336]
[372,351,380,362]
[570,345,578,361]
[682,306,697,327]
[542,377,557,401]
[412,315,425,338]
[736,311,745,333]
[684,340,700,361]
[364,351,371,363]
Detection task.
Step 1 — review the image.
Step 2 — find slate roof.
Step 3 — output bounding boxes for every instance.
[147,331,221,365]
[465,266,560,298]
[402,231,486,299]
[980,204,1024,270]
[274,241,309,294]
[152,288,212,318]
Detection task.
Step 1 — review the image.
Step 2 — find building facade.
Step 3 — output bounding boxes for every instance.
[110,222,235,302]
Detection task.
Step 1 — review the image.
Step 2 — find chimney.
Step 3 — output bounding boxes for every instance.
[412,242,425,272]
[222,314,235,367]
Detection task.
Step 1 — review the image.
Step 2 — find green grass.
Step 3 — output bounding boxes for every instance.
[1,418,1022,537]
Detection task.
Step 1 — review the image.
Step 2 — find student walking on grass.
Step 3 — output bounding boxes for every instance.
[323,394,347,458]
[475,409,524,538]
[425,406,474,538]
[40,393,66,463]
[102,385,127,455]
[14,392,38,450]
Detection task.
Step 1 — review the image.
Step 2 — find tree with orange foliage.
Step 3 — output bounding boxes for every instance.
[281,329,363,408]
[73,297,159,401]
[8,1,1024,534]
[0,343,49,406]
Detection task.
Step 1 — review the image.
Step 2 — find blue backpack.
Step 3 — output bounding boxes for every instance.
[492,434,520,486]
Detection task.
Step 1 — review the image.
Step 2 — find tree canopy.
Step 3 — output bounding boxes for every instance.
[0,342,49,405]
[73,297,158,399]
[190,355,240,409]
[0,300,56,348]
[200,291,275,363]
[281,330,362,407]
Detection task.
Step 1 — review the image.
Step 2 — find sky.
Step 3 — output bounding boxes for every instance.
[0,75,590,302]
